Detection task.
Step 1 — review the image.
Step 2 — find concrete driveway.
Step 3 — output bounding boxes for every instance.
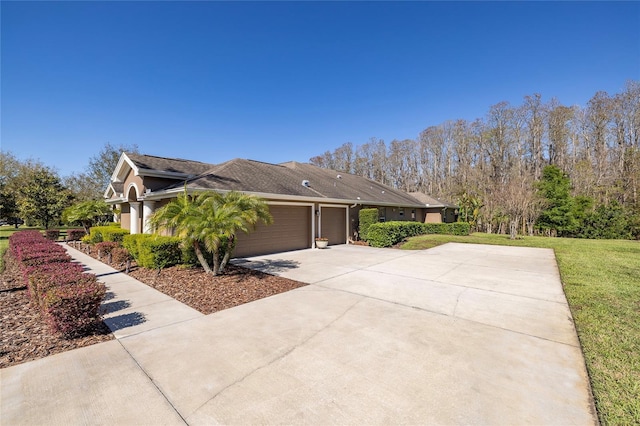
[1,243,597,425]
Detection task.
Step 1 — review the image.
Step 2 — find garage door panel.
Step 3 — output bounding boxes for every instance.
[321,207,346,245]
[234,205,311,257]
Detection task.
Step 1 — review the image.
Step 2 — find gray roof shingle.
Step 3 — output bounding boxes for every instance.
[155,158,425,207]
[126,153,215,176]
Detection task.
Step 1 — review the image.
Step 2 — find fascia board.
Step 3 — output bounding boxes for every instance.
[143,187,424,208]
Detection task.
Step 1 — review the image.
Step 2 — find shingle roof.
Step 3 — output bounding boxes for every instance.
[158,158,425,207]
[126,153,215,176]
[408,192,458,208]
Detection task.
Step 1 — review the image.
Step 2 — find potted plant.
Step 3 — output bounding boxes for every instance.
[315,237,329,249]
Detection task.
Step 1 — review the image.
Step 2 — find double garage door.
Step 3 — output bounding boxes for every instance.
[234,205,312,258]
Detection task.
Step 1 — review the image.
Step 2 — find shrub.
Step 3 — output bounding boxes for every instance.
[359,208,379,241]
[66,229,87,241]
[122,234,149,260]
[367,221,426,248]
[95,241,119,256]
[9,229,106,336]
[124,234,182,269]
[366,221,472,247]
[111,247,132,265]
[42,279,106,336]
[423,222,471,236]
[87,226,129,244]
[44,229,60,241]
[101,227,129,243]
[26,262,88,306]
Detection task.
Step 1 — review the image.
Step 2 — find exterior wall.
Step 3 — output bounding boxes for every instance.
[123,172,144,200]
[443,208,457,223]
[120,204,131,231]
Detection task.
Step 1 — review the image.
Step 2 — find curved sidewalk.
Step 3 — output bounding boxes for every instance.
[1,243,597,425]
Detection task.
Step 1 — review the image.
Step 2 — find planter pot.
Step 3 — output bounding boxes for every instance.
[315,240,328,249]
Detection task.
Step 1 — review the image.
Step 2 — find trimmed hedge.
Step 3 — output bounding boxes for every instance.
[44,229,60,241]
[86,226,129,244]
[8,230,105,336]
[42,279,105,335]
[367,221,471,248]
[66,229,87,241]
[367,222,427,248]
[123,234,182,270]
[359,208,379,241]
[423,222,471,236]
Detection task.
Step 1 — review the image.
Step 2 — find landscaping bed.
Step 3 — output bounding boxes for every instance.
[1,242,306,368]
[0,257,112,369]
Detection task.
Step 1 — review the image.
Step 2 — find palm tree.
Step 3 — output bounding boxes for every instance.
[205,191,272,274]
[149,190,272,275]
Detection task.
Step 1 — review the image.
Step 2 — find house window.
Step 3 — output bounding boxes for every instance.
[399,208,404,217]
[378,207,386,222]
[411,209,416,220]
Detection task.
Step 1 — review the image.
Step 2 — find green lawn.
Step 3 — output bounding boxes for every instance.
[403,233,640,425]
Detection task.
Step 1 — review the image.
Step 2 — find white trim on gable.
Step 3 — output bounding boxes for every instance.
[111,152,138,183]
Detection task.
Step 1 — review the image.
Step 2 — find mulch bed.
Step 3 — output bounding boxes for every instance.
[0,257,113,369]
[1,245,306,368]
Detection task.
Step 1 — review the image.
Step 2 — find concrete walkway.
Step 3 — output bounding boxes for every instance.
[0,243,597,425]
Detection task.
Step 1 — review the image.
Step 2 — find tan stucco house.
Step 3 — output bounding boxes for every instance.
[105,152,457,257]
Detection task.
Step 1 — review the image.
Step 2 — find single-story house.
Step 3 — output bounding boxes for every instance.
[408,192,459,223]
[105,152,458,257]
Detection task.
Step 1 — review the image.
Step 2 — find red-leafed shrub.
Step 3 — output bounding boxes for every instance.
[42,279,106,336]
[66,229,86,241]
[8,229,106,337]
[95,241,119,256]
[13,242,71,267]
[111,247,132,265]
[26,262,86,304]
[44,229,60,241]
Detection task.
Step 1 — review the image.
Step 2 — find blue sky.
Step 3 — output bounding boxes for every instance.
[2,1,639,178]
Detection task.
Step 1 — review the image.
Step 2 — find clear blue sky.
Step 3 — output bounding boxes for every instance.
[2,1,639,178]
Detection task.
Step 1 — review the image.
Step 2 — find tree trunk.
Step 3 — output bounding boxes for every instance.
[212,249,221,276]
[218,236,235,275]
[193,241,213,274]
[509,218,519,240]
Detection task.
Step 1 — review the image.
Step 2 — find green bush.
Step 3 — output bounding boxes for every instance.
[423,222,471,236]
[86,226,129,244]
[101,227,129,243]
[367,221,471,247]
[122,234,148,260]
[359,208,379,241]
[123,234,181,270]
[367,221,426,248]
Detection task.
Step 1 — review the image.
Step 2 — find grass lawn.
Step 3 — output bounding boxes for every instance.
[403,233,640,425]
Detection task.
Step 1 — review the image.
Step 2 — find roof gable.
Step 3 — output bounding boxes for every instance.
[110,152,216,183]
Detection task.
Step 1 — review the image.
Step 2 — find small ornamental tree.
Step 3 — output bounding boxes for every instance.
[62,200,112,234]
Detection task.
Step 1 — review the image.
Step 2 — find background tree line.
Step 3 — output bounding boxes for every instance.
[0,143,137,228]
[310,81,640,239]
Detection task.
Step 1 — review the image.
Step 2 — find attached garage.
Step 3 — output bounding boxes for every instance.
[234,204,312,257]
[320,206,347,245]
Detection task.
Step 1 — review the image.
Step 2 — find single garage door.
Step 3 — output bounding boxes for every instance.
[234,205,311,257]
[320,207,347,245]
